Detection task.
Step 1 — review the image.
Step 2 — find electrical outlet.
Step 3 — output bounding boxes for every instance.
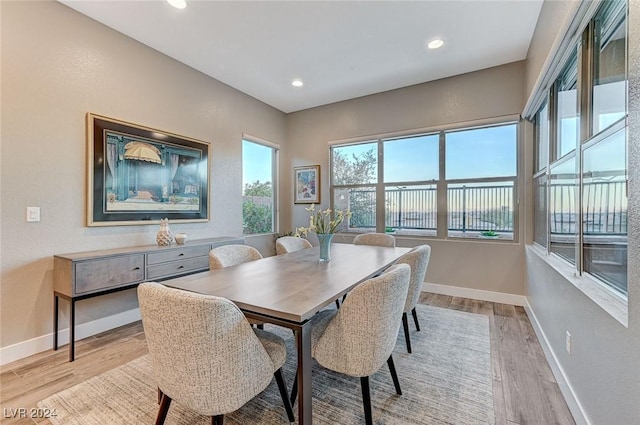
[565,331,572,355]
[26,207,40,222]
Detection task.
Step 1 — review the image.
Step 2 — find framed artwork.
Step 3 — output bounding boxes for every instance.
[294,165,320,204]
[87,113,211,226]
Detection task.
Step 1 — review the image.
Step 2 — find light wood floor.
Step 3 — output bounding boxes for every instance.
[0,294,575,425]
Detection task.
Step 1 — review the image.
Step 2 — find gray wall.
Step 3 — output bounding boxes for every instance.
[523,1,640,424]
[0,1,287,348]
[285,62,527,296]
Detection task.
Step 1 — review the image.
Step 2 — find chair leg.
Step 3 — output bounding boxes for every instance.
[387,355,402,395]
[157,387,163,405]
[290,373,298,406]
[360,376,373,425]
[402,312,412,353]
[411,307,421,331]
[335,299,341,309]
[274,368,295,422]
[155,393,172,425]
[212,415,224,425]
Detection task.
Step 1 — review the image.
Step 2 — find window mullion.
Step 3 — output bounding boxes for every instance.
[436,131,447,239]
[375,141,385,232]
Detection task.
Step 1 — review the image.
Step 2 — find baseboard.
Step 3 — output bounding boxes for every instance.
[0,308,141,366]
[523,298,590,425]
[422,282,525,306]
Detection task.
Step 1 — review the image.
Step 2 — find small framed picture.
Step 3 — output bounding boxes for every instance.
[294,165,320,204]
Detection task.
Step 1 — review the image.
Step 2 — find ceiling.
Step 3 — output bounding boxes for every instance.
[60,0,543,113]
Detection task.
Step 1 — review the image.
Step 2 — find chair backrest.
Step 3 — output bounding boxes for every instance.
[353,233,396,247]
[209,244,263,270]
[138,282,275,416]
[275,236,313,255]
[313,263,410,377]
[395,245,431,313]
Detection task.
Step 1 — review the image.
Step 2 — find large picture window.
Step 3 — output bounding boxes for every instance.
[331,122,518,240]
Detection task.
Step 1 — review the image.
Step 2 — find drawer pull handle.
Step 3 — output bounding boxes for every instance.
[178,265,185,269]
[133,267,141,271]
[178,253,185,257]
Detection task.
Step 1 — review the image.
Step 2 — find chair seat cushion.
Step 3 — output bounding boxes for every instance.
[253,328,287,370]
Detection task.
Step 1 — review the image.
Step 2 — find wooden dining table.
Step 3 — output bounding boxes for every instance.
[163,242,411,425]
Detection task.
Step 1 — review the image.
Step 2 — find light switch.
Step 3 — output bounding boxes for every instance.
[26,207,40,222]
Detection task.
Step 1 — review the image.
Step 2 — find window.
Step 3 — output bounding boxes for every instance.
[445,124,517,239]
[582,126,627,293]
[330,122,518,239]
[592,2,627,133]
[535,100,549,172]
[242,138,277,235]
[549,155,577,264]
[530,0,627,296]
[555,50,579,159]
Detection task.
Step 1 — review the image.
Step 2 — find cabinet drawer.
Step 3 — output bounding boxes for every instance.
[74,255,144,295]
[147,245,210,265]
[147,256,209,280]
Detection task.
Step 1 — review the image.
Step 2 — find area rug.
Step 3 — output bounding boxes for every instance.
[38,305,493,425]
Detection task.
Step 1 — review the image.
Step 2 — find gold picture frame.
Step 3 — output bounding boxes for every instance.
[294,165,320,204]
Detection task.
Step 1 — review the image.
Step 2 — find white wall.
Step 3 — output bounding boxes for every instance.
[523,1,640,423]
[285,61,527,297]
[0,1,287,352]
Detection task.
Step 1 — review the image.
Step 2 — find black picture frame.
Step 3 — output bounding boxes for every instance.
[87,113,211,226]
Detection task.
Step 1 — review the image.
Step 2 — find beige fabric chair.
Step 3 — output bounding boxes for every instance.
[138,282,294,425]
[209,244,264,326]
[275,236,312,255]
[293,264,411,425]
[353,232,396,247]
[395,245,431,353]
[209,244,262,270]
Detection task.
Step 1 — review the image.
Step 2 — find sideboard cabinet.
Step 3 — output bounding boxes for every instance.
[53,236,243,361]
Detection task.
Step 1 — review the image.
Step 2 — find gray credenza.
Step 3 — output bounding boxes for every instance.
[53,236,244,361]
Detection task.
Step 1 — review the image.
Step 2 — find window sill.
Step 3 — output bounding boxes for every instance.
[527,244,628,327]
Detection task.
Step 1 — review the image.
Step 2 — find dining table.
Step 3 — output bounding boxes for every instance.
[163,242,411,425]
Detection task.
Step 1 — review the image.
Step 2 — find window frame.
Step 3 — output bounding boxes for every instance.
[529,0,628,298]
[329,120,520,241]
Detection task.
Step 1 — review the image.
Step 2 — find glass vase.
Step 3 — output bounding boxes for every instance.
[317,233,334,262]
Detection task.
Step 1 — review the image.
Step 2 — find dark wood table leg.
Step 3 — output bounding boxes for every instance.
[295,322,313,425]
[53,293,59,350]
[69,298,75,362]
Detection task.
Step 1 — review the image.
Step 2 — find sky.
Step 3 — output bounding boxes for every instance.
[242,140,273,189]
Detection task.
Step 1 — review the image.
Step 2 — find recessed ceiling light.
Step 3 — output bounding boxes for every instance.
[427,39,444,49]
[167,0,187,9]
[291,79,304,87]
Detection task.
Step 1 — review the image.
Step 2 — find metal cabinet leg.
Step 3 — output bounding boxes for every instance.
[69,299,76,362]
[53,294,59,351]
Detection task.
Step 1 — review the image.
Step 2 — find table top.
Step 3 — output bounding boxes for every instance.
[163,243,411,323]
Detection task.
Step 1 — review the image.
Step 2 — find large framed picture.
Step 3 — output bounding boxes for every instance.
[87,113,211,226]
[294,165,320,204]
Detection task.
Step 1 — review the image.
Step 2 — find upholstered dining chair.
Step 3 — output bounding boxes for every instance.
[209,244,263,270]
[138,282,295,425]
[395,245,431,353]
[353,232,396,247]
[275,236,312,255]
[209,244,264,327]
[292,263,411,425]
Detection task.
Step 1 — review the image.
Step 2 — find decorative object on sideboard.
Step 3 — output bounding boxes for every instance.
[156,218,173,246]
[175,232,187,245]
